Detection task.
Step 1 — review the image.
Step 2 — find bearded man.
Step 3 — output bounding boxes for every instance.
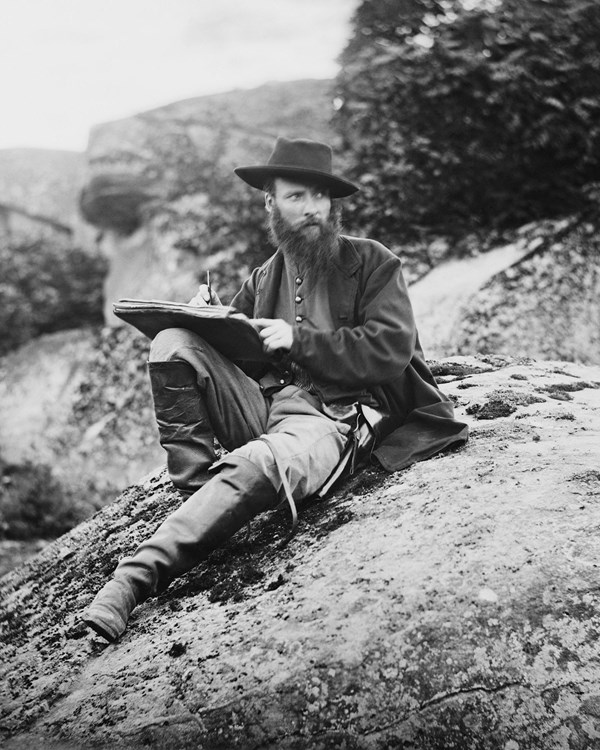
[83,137,468,642]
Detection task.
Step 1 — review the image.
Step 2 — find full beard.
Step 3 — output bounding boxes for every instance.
[267,202,342,277]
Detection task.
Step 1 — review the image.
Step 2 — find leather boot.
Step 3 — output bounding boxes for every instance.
[83,456,278,641]
[148,360,216,496]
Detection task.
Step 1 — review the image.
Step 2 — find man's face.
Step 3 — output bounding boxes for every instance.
[265,177,331,240]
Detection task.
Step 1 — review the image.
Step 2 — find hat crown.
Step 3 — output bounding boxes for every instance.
[267,137,333,175]
[233,135,358,197]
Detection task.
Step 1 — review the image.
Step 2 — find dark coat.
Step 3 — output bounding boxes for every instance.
[231,235,468,472]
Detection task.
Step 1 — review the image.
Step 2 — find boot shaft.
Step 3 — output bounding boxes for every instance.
[148,360,216,494]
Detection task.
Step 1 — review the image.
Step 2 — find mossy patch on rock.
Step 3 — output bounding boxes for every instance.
[466,388,546,419]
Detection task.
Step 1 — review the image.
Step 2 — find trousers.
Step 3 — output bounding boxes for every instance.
[82,328,354,641]
[149,327,351,504]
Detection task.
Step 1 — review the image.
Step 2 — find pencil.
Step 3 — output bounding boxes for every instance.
[206,270,212,305]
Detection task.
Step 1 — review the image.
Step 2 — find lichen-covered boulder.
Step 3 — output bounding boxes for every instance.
[0,327,164,519]
[1,356,600,749]
[411,218,600,366]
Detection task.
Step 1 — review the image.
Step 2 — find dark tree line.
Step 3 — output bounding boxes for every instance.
[0,238,107,355]
[334,0,600,244]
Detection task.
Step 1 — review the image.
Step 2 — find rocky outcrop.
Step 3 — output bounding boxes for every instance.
[2,356,599,749]
[411,218,600,365]
[0,327,164,516]
[80,79,337,320]
[456,220,600,364]
[409,232,537,354]
[0,148,90,246]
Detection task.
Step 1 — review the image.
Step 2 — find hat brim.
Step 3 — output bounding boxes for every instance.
[234,166,359,198]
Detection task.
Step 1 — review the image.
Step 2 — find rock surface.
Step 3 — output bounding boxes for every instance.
[0,327,164,514]
[2,356,600,749]
[0,149,84,225]
[0,148,91,246]
[457,222,600,365]
[411,218,600,366]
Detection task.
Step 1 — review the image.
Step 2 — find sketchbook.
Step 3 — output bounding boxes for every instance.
[112,298,270,363]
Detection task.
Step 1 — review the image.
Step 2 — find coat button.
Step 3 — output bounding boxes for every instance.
[295,277,302,284]
[295,296,302,303]
[295,315,303,322]
[279,378,285,384]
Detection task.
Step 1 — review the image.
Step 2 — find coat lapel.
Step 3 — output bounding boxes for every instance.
[254,252,284,318]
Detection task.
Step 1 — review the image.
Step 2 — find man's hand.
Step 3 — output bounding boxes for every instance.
[189,283,221,307]
[251,318,294,354]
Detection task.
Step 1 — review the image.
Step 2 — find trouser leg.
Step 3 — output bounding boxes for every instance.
[230,386,350,501]
[148,327,269,494]
[83,455,278,641]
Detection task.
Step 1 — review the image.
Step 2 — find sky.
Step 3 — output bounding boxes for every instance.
[0,0,358,152]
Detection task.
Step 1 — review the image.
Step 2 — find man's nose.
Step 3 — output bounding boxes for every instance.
[303,196,319,215]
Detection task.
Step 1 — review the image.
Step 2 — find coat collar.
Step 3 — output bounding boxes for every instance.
[335,235,361,277]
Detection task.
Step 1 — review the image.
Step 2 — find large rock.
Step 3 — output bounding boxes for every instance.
[456,221,600,365]
[411,218,600,365]
[79,79,338,320]
[0,329,96,466]
[2,356,600,749]
[0,148,91,247]
[0,327,164,511]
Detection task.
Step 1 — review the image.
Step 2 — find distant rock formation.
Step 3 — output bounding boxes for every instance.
[1,356,600,749]
[79,79,338,321]
[0,148,91,246]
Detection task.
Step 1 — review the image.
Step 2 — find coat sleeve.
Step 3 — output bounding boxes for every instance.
[290,255,417,387]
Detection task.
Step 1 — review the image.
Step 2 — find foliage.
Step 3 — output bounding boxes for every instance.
[70,324,152,432]
[335,0,600,243]
[166,177,273,299]
[148,122,275,300]
[0,458,90,540]
[0,237,107,355]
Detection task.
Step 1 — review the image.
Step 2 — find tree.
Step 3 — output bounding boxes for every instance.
[335,0,600,244]
[0,238,107,354]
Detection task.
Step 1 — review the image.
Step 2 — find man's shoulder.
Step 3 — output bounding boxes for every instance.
[340,235,401,266]
[252,250,281,277]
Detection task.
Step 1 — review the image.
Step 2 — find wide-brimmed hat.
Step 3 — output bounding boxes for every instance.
[234,137,359,198]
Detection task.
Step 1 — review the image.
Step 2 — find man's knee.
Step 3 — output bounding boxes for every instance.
[226,441,275,485]
[149,328,203,363]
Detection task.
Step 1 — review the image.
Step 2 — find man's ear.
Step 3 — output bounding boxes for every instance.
[265,193,274,213]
